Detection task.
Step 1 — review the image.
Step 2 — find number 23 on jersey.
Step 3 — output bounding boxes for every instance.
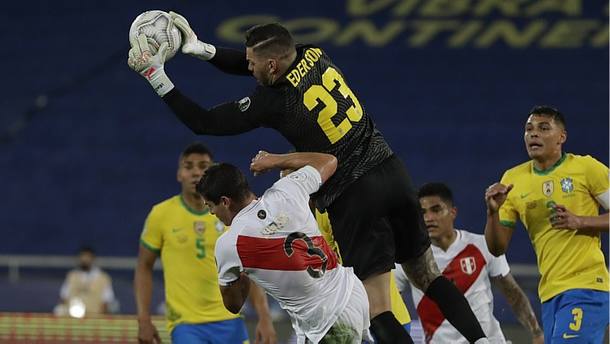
[303,66,364,144]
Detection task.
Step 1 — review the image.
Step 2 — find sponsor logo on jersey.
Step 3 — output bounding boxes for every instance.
[237,97,251,112]
[561,177,574,193]
[543,180,554,197]
[257,210,267,219]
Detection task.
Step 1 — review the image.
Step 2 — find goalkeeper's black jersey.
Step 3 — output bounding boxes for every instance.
[164,44,393,209]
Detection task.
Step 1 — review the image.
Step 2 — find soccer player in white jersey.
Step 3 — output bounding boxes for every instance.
[395,183,544,344]
[197,151,372,344]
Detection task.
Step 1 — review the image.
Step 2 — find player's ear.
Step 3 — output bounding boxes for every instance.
[450,206,458,220]
[268,59,277,73]
[220,196,230,207]
[558,129,567,145]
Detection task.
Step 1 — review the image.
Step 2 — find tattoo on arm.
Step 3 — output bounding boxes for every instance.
[402,247,441,291]
[492,273,542,337]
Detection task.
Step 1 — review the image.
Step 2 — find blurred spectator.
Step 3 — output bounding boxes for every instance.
[54,246,116,317]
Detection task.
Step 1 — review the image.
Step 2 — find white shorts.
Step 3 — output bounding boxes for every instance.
[299,277,372,344]
[321,278,373,344]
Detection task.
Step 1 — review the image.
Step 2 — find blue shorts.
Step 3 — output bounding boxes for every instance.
[171,318,249,344]
[542,289,609,344]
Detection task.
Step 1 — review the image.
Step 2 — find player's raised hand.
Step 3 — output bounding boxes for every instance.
[250,150,278,176]
[128,34,168,73]
[169,11,216,61]
[485,182,513,214]
[128,34,174,96]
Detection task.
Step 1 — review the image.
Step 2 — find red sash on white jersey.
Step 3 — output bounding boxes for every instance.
[237,234,339,274]
[417,244,486,342]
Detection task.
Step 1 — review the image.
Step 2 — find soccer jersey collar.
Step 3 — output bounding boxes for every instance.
[234,199,260,222]
[532,152,567,176]
[432,229,462,255]
[179,194,209,216]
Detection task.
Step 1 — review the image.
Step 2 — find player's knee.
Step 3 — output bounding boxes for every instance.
[361,274,392,317]
[400,261,441,291]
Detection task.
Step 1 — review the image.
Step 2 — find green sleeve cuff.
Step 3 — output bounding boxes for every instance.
[140,239,161,255]
[499,220,516,228]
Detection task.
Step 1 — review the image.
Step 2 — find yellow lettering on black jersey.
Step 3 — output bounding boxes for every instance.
[287,48,323,87]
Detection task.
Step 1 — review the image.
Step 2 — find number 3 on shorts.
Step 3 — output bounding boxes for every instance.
[569,307,583,331]
[303,67,363,144]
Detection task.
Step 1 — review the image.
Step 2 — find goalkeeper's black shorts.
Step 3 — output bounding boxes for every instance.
[327,154,431,280]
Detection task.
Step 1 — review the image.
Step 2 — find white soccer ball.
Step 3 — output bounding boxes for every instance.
[129,10,182,61]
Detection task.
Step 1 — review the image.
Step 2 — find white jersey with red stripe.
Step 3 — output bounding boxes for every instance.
[215,166,361,344]
[395,230,510,344]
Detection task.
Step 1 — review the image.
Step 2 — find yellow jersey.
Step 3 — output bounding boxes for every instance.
[314,209,412,325]
[141,195,239,332]
[498,153,609,302]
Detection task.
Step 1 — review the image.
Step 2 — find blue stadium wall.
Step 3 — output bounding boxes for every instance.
[1,0,608,266]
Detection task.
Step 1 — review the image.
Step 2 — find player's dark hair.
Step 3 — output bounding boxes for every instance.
[197,163,250,204]
[79,246,95,255]
[180,142,213,160]
[245,23,294,57]
[418,182,454,206]
[528,105,566,128]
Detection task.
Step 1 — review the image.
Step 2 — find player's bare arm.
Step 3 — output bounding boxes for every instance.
[401,247,441,291]
[551,204,609,232]
[248,282,277,344]
[484,182,515,256]
[219,272,251,314]
[491,273,544,343]
[134,245,162,344]
[250,151,337,184]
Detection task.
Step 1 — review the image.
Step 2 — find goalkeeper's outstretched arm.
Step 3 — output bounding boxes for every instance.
[170,11,250,76]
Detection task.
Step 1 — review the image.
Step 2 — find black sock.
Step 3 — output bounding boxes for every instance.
[369,311,414,344]
[425,276,485,342]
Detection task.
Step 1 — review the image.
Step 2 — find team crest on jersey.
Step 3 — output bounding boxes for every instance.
[560,178,574,193]
[237,97,251,112]
[460,257,477,275]
[261,214,289,235]
[542,180,554,197]
[193,221,205,236]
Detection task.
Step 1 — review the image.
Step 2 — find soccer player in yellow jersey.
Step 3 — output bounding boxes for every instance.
[134,143,276,344]
[484,106,609,344]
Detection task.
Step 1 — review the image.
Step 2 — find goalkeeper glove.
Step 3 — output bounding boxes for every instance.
[169,11,216,61]
[127,34,174,97]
